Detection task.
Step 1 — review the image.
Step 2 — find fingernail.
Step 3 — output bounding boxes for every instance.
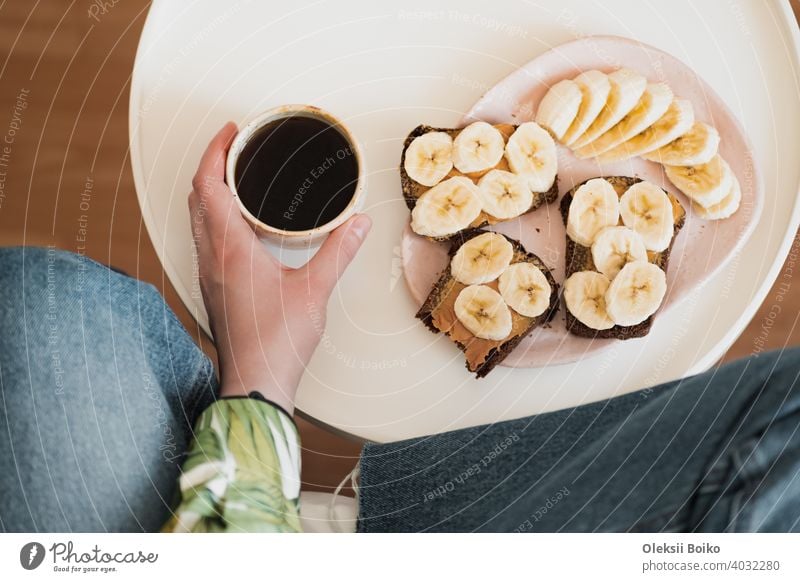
[351,214,372,241]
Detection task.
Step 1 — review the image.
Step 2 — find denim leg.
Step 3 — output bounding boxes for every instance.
[0,247,218,532]
[357,348,800,532]
[691,350,800,532]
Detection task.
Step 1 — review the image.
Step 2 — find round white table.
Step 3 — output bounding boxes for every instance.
[130,0,800,442]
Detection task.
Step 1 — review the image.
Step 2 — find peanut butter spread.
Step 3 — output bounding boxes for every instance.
[430,252,536,371]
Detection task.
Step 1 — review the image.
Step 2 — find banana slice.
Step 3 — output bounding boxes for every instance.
[504,122,558,193]
[411,176,482,238]
[498,262,552,318]
[535,79,583,141]
[454,285,513,341]
[591,226,648,280]
[618,181,675,252]
[564,271,615,330]
[664,155,732,208]
[574,83,673,158]
[452,121,505,174]
[570,68,648,149]
[476,170,533,220]
[692,174,741,220]
[641,122,720,166]
[595,99,695,163]
[404,131,454,186]
[605,261,667,327]
[566,178,621,247]
[562,70,612,146]
[450,232,514,285]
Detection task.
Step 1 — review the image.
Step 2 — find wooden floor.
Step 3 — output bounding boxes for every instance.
[0,1,797,494]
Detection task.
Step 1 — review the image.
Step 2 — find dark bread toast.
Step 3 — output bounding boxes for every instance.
[416,229,559,378]
[560,176,686,339]
[400,124,559,242]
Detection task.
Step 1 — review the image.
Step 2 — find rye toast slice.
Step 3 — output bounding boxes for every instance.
[416,229,559,378]
[401,124,559,242]
[560,176,686,339]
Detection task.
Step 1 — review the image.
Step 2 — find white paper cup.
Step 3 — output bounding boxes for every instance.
[226,104,365,248]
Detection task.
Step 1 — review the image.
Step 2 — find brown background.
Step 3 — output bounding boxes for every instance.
[0,1,797,494]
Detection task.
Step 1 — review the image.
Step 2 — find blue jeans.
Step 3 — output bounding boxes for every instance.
[1,247,798,532]
[0,247,217,532]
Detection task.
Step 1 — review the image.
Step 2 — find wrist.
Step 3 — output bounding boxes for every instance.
[218,374,299,414]
[213,389,296,423]
[209,320,315,416]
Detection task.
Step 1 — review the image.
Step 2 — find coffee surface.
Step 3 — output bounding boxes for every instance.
[235,116,358,231]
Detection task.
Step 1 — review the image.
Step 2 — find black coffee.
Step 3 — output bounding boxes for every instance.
[234,116,358,231]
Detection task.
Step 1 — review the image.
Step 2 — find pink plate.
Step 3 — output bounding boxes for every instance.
[402,35,764,368]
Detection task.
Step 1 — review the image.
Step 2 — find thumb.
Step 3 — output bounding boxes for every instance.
[307,214,372,295]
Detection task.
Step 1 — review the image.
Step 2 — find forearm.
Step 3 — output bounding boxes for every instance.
[207,295,315,414]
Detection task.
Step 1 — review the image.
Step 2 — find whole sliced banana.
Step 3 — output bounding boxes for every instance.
[566,178,621,247]
[454,285,513,341]
[692,174,741,220]
[591,226,648,280]
[574,83,673,159]
[562,70,611,146]
[571,68,648,149]
[564,271,615,330]
[404,131,454,186]
[605,261,667,327]
[618,181,675,252]
[411,176,482,237]
[595,99,695,163]
[452,121,505,174]
[450,232,514,285]
[664,154,732,208]
[476,170,533,220]
[641,122,720,166]
[535,79,583,141]
[498,262,552,318]
[504,122,558,193]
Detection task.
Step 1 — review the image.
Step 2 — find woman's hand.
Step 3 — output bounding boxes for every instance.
[188,122,371,413]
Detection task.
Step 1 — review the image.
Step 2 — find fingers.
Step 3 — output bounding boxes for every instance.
[189,122,240,224]
[192,121,237,194]
[189,122,260,256]
[308,214,372,294]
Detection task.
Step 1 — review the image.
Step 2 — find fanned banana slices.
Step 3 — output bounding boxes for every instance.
[561,177,685,338]
[415,230,559,377]
[402,121,558,240]
[536,68,741,220]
